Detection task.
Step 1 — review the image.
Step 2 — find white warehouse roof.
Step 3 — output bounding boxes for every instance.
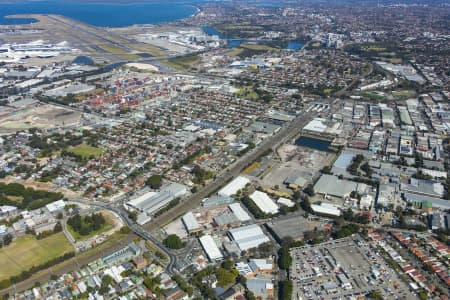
[126,183,188,215]
[127,191,157,209]
[311,203,341,217]
[182,212,200,233]
[277,197,295,208]
[46,200,65,213]
[249,191,279,215]
[303,118,327,133]
[229,203,251,222]
[199,235,223,261]
[218,176,250,197]
[228,224,270,251]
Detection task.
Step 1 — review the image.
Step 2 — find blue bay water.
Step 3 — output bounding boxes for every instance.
[0,0,198,27]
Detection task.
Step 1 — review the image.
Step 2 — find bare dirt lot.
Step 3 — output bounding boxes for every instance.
[0,104,81,134]
[260,144,336,192]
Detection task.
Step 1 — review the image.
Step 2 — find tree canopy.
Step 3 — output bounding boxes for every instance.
[146,175,163,189]
[163,234,185,249]
[67,213,106,236]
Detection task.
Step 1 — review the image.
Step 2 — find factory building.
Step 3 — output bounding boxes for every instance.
[218,176,250,197]
[182,212,201,234]
[228,224,270,251]
[126,183,188,216]
[249,191,279,215]
[199,235,223,262]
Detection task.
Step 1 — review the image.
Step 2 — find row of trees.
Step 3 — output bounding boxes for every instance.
[154,198,180,217]
[279,280,293,300]
[278,241,292,270]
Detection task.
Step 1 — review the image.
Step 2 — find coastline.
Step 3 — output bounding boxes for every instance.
[0,1,200,27]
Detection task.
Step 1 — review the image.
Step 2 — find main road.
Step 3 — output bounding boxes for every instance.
[76,108,320,274]
[68,198,177,274]
[143,109,319,232]
[0,107,319,297]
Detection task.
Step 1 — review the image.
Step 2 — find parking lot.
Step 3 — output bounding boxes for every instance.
[289,236,417,299]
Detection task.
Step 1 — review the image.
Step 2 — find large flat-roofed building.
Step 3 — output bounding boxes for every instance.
[332,151,355,174]
[403,192,450,210]
[247,278,274,299]
[218,176,250,197]
[267,214,322,241]
[401,178,444,198]
[214,213,240,228]
[46,200,65,214]
[229,203,251,222]
[249,191,279,215]
[126,183,188,216]
[228,224,270,251]
[182,212,201,233]
[311,202,341,217]
[303,118,342,136]
[202,195,235,207]
[199,235,223,261]
[313,174,358,199]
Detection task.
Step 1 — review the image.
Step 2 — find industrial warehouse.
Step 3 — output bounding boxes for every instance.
[125,183,188,224]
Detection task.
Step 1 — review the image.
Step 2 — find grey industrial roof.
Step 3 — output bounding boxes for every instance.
[202,195,235,207]
[333,151,355,169]
[248,121,280,135]
[401,178,443,197]
[246,278,273,297]
[403,192,450,209]
[214,213,239,226]
[228,224,270,251]
[267,214,313,241]
[314,174,358,198]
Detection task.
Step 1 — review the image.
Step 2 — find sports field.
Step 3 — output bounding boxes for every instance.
[68,144,104,159]
[0,233,73,281]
